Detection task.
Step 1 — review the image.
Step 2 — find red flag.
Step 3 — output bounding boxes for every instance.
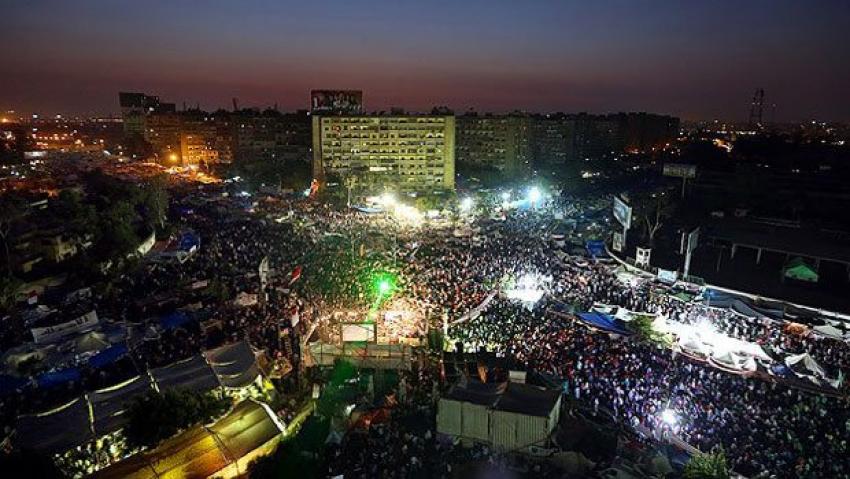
[289,265,303,285]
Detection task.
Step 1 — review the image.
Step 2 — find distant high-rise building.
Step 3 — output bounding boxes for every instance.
[312,114,455,191]
[455,113,531,175]
[310,90,363,115]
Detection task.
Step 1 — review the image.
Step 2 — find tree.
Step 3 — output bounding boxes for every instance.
[124,390,231,449]
[0,195,26,275]
[139,175,169,231]
[0,273,22,313]
[684,448,731,479]
[52,189,98,239]
[628,314,671,347]
[630,190,676,247]
[94,200,139,260]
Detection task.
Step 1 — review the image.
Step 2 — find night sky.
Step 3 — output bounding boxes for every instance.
[2,0,848,121]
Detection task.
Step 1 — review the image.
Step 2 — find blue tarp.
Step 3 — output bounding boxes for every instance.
[585,240,607,258]
[89,344,129,368]
[178,232,201,252]
[37,367,81,388]
[576,312,633,336]
[0,375,30,395]
[160,311,193,330]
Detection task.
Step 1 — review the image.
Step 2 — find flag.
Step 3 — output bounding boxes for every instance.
[289,265,303,285]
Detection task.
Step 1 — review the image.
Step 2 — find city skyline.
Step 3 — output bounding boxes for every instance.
[2,0,849,121]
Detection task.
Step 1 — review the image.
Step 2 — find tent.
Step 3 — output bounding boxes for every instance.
[783,257,819,282]
[812,324,846,340]
[710,351,756,373]
[90,376,155,436]
[36,366,81,388]
[576,312,633,336]
[204,341,261,389]
[159,311,193,330]
[73,331,111,354]
[352,205,383,214]
[92,400,284,479]
[178,231,201,252]
[785,353,828,379]
[151,355,219,394]
[585,240,607,258]
[89,344,129,368]
[16,398,93,454]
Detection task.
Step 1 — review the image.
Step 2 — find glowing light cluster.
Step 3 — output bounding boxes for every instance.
[504,272,550,304]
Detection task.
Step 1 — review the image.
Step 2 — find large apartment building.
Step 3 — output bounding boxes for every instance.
[455,114,531,175]
[312,114,455,192]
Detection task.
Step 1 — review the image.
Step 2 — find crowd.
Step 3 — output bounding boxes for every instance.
[2,184,849,479]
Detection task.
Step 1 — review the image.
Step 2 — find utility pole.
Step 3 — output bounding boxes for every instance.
[345,176,356,207]
[748,88,765,130]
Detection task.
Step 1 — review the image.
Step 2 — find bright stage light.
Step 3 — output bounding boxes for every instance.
[661,408,678,426]
[381,192,396,206]
[501,191,510,201]
[460,197,474,212]
[528,186,541,203]
[504,272,549,304]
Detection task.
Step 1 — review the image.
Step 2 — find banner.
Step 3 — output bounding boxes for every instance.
[31,311,99,344]
[613,196,632,229]
[657,269,679,284]
[663,163,697,178]
[613,232,624,252]
[259,256,270,290]
[234,292,259,307]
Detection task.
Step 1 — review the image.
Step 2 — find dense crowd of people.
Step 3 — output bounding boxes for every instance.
[2,183,849,478]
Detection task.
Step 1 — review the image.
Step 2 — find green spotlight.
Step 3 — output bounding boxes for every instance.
[378,279,391,295]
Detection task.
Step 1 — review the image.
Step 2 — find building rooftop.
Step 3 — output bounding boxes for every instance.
[444,380,560,417]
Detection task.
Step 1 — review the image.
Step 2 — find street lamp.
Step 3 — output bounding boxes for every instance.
[661,408,678,426]
[460,197,474,212]
[528,186,541,204]
[381,192,396,206]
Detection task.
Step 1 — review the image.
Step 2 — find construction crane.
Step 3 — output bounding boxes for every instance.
[748,88,765,129]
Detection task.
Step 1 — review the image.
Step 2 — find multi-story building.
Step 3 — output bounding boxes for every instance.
[531,113,576,168]
[178,112,235,167]
[118,92,175,138]
[312,114,455,191]
[621,112,680,153]
[234,111,310,164]
[455,113,530,175]
[530,112,679,166]
[144,111,182,163]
